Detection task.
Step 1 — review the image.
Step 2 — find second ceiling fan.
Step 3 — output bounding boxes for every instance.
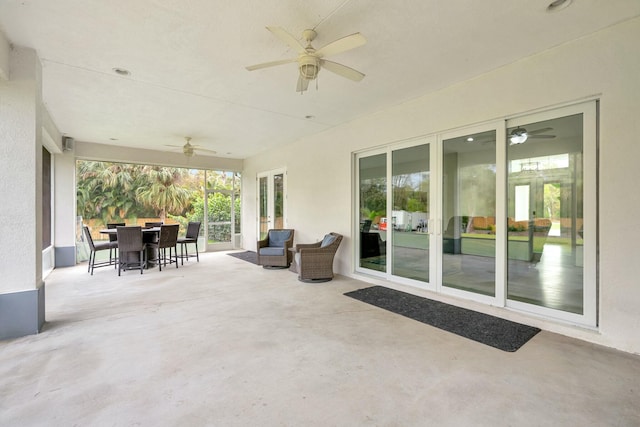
[246,26,366,93]
[165,137,217,158]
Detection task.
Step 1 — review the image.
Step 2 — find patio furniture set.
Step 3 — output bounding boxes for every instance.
[82,221,201,276]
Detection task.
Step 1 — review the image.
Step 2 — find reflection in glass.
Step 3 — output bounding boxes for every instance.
[442,130,496,296]
[273,173,284,229]
[359,154,387,272]
[259,176,268,239]
[392,145,430,282]
[507,114,584,314]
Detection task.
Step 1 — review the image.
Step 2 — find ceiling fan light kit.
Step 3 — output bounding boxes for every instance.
[299,56,319,80]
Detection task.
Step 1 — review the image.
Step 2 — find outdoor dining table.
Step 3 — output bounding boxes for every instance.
[99,227,161,268]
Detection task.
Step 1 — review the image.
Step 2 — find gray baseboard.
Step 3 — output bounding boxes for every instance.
[0,285,45,340]
[55,246,76,267]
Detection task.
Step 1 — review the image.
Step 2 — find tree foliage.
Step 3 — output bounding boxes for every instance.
[77,161,242,242]
[77,161,200,223]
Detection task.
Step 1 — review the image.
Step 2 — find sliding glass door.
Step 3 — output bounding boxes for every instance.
[506,103,597,325]
[358,152,387,273]
[440,126,502,301]
[356,139,436,285]
[391,143,432,283]
[354,100,597,326]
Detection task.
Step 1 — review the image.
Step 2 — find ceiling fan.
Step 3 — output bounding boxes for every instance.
[509,127,556,145]
[245,26,366,93]
[165,137,217,158]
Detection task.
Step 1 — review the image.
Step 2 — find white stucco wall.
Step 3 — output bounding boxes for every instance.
[243,17,640,354]
[0,46,43,293]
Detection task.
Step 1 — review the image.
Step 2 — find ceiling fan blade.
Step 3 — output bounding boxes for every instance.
[527,127,553,135]
[164,144,182,148]
[528,135,556,139]
[296,75,310,93]
[266,26,307,54]
[193,146,217,154]
[321,60,365,82]
[315,32,366,58]
[246,58,296,71]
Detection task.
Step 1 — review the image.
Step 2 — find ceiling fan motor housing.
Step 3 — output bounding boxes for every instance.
[299,55,319,80]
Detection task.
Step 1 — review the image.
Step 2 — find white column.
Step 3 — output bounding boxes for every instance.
[54,150,77,267]
[0,46,45,338]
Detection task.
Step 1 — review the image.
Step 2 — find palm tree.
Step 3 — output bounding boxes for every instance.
[135,166,191,221]
[77,161,148,223]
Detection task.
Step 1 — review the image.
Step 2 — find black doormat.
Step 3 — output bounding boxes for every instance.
[227,251,257,265]
[344,286,540,352]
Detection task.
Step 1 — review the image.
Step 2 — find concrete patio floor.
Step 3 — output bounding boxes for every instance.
[1,251,639,426]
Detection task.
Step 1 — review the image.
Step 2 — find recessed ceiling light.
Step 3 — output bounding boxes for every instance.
[466,137,474,142]
[305,115,315,119]
[112,67,131,76]
[109,137,118,141]
[546,0,572,13]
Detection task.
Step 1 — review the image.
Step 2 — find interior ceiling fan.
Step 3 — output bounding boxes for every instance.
[165,137,217,158]
[245,26,366,93]
[509,127,556,145]
[468,127,557,145]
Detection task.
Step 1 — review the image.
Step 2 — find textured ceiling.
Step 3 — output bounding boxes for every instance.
[1,0,639,159]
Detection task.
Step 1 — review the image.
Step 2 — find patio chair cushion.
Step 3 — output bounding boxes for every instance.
[267,230,292,247]
[259,247,286,256]
[320,234,336,248]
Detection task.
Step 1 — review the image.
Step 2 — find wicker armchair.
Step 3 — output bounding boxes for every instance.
[292,232,343,282]
[257,229,295,268]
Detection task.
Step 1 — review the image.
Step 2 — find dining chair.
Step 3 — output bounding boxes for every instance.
[148,224,179,271]
[82,226,116,275]
[177,221,201,265]
[107,222,125,268]
[144,221,163,228]
[116,226,146,276]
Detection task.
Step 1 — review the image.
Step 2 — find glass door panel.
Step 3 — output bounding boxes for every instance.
[507,113,585,314]
[273,173,284,229]
[391,144,430,282]
[258,176,268,240]
[204,170,241,250]
[358,153,387,273]
[257,170,286,240]
[205,190,232,245]
[442,130,497,296]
